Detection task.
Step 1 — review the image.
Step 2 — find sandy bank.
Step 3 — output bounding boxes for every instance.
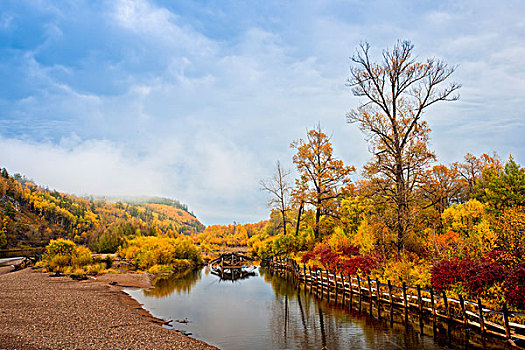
[0,268,218,350]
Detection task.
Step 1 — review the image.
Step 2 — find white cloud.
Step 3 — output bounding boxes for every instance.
[0,136,164,196]
[2,0,525,224]
[112,0,216,57]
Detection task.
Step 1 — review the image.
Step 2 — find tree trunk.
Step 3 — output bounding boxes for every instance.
[295,201,303,236]
[281,208,287,236]
[315,207,321,240]
[395,154,407,252]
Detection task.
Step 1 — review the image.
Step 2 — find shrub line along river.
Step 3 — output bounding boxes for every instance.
[125,266,510,350]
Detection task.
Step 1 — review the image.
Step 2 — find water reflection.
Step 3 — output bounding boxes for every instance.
[0,248,44,259]
[126,267,508,350]
[144,268,203,297]
[210,266,257,281]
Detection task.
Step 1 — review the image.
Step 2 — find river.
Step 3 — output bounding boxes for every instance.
[126,266,507,350]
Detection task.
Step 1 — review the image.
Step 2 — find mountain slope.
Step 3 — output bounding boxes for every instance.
[0,168,204,250]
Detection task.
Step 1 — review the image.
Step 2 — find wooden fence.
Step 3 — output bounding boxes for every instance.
[262,256,525,348]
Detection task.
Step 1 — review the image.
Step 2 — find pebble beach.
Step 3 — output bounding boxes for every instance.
[0,268,218,350]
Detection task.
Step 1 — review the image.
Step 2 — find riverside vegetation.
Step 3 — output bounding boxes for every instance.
[194,42,525,320]
[0,164,206,277]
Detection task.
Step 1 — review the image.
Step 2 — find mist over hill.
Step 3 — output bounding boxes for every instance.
[0,167,204,251]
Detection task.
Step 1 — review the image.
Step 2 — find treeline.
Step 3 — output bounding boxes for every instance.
[0,168,204,253]
[194,221,268,249]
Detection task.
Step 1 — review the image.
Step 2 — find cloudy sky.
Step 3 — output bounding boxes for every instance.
[0,0,524,225]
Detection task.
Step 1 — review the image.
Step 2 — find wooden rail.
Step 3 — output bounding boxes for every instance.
[262,256,525,348]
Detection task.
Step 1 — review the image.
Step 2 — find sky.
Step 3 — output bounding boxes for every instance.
[0,0,524,225]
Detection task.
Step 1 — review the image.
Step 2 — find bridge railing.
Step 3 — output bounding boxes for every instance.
[262,256,525,346]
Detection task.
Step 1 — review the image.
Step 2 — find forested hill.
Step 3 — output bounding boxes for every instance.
[0,168,204,252]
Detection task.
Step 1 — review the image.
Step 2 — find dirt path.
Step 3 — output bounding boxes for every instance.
[0,269,218,350]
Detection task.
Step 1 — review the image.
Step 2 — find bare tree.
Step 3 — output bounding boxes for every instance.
[260,161,292,236]
[347,40,460,250]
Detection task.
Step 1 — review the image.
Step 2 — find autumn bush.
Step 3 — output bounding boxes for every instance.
[118,236,202,274]
[299,241,377,276]
[341,255,376,276]
[504,263,525,308]
[463,261,506,295]
[37,238,107,275]
[300,250,316,264]
[430,258,466,292]
[431,258,508,300]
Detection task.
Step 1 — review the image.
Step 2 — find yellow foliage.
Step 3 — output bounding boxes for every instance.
[353,219,375,254]
[442,199,485,236]
[326,226,356,254]
[41,239,94,273]
[84,263,106,275]
[441,199,497,258]
[374,255,431,287]
[118,236,202,271]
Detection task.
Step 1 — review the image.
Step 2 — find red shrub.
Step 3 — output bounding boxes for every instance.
[342,245,359,257]
[341,256,376,275]
[463,261,506,295]
[301,250,316,264]
[318,248,339,270]
[504,264,525,308]
[431,259,466,292]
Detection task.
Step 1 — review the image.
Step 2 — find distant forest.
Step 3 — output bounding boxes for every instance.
[0,168,204,252]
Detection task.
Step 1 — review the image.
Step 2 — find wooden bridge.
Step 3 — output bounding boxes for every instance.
[209,252,254,269]
[263,256,525,349]
[209,253,256,281]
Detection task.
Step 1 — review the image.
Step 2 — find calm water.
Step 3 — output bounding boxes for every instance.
[0,248,43,259]
[126,267,505,350]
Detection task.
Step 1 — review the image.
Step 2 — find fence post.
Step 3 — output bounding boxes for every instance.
[416,284,422,314]
[347,274,352,296]
[312,267,316,293]
[367,276,372,299]
[388,280,393,305]
[478,298,485,335]
[443,291,450,320]
[357,275,361,296]
[326,271,330,302]
[334,271,339,302]
[502,302,511,340]
[402,282,408,309]
[459,294,468,327]
[320,269,324,298]
[341,272,346,306]
[376,278,381,304]
[430,287,436,317]
[316,268,320,295]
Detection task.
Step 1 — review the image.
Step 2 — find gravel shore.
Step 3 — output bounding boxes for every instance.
[0,269,218,350]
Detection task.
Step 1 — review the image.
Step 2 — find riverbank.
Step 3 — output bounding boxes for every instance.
[0,268,218,350]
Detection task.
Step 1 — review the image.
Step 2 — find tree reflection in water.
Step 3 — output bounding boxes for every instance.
[144,268,203,298]
[259,267,508,350]
[126,267,509,350]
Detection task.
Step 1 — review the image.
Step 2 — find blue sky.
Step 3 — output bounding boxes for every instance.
[0,0,524,225]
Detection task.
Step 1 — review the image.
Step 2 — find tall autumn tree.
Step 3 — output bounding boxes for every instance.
[291,125,355,239]
[347,40,460,250]
[260,161,292,236]
[452,152,501,201]
[421,164,463,214]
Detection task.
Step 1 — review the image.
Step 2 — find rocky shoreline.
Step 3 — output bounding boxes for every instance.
[0,268,218,350]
